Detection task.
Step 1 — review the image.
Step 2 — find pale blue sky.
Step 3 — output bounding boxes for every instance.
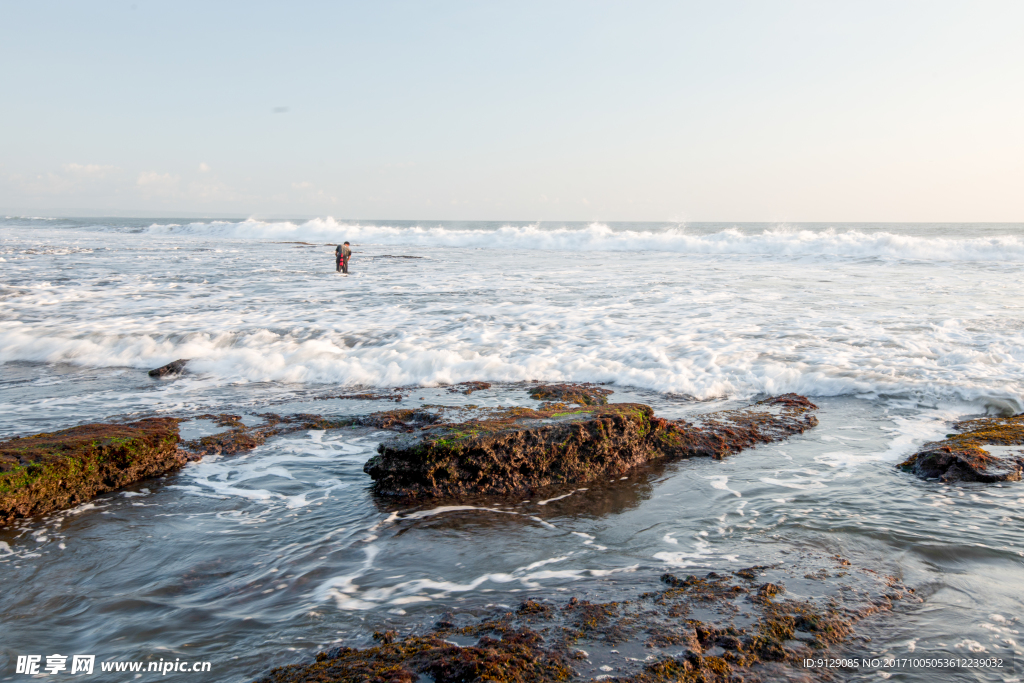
[2,1,1022,221]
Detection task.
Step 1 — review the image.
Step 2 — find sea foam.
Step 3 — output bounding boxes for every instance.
[2,221,1024,421]
[141,218,1024,262]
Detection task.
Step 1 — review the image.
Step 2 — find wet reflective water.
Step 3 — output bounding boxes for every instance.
[2,218,1024,681]
[2,390,1023,681]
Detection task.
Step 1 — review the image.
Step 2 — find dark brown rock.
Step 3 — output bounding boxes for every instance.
[757,583,785,599]
[358,408,441,431]
[898,413,1024,483]
[148,359,188,377]
[528,382,613,405]
[258,625,574,683]
[0,418,182,524]
[443,381,492,395]
[0,410,360,523]
[364,395,818,499]
[733,565,772,580]
[258,557,911,683]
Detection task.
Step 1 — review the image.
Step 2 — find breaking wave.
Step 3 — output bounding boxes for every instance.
[142,218,1024,261]
[4,219,1024,421]
[2,323,1022,413]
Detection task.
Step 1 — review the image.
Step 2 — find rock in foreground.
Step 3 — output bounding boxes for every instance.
[0,419,183,524]
[0,412,352,524]
[257,553,913,683]
[364,394,818,498]
[899,413,1024,483]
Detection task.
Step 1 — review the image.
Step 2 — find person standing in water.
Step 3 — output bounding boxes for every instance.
[335,242,352,274]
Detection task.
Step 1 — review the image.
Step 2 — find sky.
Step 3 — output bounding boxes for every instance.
[1,1,1022,222]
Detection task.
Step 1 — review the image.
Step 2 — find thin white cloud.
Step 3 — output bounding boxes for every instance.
[136,171,181,198]
[2,164,124,198]
[62,163,117,177]
[137,171,178,186]
[290,180,336,204]
[188,178,239,201]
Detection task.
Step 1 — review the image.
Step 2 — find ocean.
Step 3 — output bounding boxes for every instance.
[1,217,1023,681]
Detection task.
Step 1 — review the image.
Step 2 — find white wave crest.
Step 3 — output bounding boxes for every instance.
[142,218,1024,261]
[3,222,1024,417]
[2,323,1020,410]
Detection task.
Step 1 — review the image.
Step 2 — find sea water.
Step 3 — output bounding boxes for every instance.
[1,217,1023,681]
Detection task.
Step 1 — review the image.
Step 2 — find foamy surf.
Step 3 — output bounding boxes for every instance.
[138,218,1024,261]
[3,219,1024,417]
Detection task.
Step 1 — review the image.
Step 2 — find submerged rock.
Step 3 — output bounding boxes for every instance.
[528,382,613,406]
[363,394,818,499]
[0,418,183,524]
[258,554,913,683]
[180,412,352,457]
[898,413,1024,483]
[358,408,441,431]
[455,381,491,395]
[261,624,574,683]
[148,358,188,377]
[319,389,406,402]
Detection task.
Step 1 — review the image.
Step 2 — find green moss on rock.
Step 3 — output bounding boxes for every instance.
[364,395,818,498]
[0,418,182,524]
[258,626,575,683]
[528,383,614,406]
[898,413,1024,483]
[258,559,901,683]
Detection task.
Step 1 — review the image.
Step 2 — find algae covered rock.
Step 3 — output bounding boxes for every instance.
[258,555,909,683]
[527,382,614,406]
[0,410,359,524]
[259,626,574,683]
[0,418,183,524]
[898,413,1024,483]
[363,394,818,498]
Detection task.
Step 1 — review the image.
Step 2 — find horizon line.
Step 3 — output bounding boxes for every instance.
[3,212,1023,225]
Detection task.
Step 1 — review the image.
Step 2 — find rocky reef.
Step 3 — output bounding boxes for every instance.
[0,412,356,523]
[256,553,914,683]
[0,390,819,522]
[0,418,183,524]
[363,394,818,499]
[898,412,1024,483]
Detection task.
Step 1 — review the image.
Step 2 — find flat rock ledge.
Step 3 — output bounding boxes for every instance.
[364,394,818,499]
[0,413,351,524]
[899,412,1024,483]
[0,418,183,524]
